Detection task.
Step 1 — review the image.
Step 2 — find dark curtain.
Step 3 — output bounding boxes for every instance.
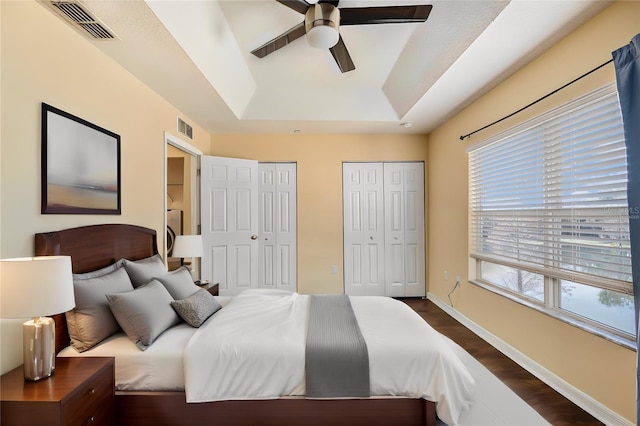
[612,33,640,425]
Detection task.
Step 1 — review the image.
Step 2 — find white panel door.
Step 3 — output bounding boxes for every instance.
[258,163,297,292]
[201,156,259,296]
[396,163,425,297]
[343,163,385,296]
[384,163,407,297]
[344,162,425,297]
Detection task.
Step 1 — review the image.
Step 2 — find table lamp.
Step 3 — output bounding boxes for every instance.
[0,256,75,381]
[171,235,204,283]
[172,235,203,267]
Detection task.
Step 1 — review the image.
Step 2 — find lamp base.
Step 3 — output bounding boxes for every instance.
[22,317,55,381]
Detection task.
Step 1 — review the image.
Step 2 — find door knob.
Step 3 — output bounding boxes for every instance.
[251,235,258,240]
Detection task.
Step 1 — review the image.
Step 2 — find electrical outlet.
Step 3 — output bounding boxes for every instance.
[443,271,448,281]
[331,265,337,274]
[456,275,461,283]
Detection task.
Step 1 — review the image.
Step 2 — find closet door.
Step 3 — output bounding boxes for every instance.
[384,162,425,297]
[343,163,385,296]
[258,163,297,292]
[201,156,259,296]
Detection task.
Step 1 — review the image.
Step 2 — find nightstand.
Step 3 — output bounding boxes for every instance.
[201,282,219,296]
[1,357,115,426]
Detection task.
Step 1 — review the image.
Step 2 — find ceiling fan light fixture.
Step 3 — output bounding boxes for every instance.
[306,26,339,48]
[305,3,340,49]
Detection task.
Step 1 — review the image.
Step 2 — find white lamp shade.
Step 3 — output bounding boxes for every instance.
[306,25,339,48]
[0,256,75,318]
[172,235,204,258]
[305,3,340,49]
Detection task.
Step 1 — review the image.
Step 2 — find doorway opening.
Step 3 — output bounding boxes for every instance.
[165,132,202,277]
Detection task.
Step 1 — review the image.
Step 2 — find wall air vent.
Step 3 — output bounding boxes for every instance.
[48,1,116,40]
[177,117,194,140]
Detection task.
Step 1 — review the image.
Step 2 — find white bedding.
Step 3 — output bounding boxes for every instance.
[60,290,475,425]
[184,289,475,426]
[58,295,233,390]
[58,323,195,391]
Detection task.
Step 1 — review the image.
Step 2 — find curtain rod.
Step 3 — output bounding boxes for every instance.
[459,58,614,141]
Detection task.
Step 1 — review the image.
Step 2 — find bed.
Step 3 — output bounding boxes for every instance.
[35,224,474,426]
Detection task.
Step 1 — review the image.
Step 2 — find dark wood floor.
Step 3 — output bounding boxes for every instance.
[401,298,603,426]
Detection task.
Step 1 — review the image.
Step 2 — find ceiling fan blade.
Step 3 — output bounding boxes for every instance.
[329,35,355,73]
[251,22,306,58]
[339,5,432,26]
[276,0,310,15]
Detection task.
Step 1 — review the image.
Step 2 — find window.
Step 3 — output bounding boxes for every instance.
[468,83,634,344]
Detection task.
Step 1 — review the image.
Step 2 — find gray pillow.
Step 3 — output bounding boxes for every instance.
[123,254,166,287]
[171,289,222,327]
[66,265,133,352]
[106,280,182,350]
[154,266,201,300]
[72,260,125,280]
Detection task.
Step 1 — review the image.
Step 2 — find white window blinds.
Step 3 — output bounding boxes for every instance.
[468,84,632,293]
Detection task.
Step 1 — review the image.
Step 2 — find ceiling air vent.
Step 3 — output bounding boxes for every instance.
[177,117,194,140]
[48,1,116,40]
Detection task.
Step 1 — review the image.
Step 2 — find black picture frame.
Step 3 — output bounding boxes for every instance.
[41,103,121,215]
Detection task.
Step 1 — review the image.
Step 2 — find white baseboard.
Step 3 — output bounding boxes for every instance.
[427,292,634,426]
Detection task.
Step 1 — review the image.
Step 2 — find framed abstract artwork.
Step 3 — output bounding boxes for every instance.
[41,103,121,214]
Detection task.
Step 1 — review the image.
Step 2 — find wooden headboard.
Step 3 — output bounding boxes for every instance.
[35,224,159,354]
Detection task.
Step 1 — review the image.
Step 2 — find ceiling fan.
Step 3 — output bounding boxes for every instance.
[251,0,432,73]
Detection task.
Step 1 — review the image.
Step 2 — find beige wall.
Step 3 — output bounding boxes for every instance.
[0,1,210,373]
[427,2,639,422]
[211,134,428,294]
[0,0,637,421]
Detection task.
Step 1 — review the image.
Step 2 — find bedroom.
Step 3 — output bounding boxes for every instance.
[0,0,637,424]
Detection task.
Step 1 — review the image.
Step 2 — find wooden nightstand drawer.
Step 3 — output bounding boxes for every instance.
[197,281,219,296]
[1,357,114,426]
[206,282,219,296]
[62,361,114,426]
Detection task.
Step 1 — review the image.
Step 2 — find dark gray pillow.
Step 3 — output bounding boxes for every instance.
[66,265,133,352]
[106,280,182,350]
[154,266,200,300]
[123,254,166,287]
[171,289,222,327]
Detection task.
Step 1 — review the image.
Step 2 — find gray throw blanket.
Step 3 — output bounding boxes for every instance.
[305,295,370,398]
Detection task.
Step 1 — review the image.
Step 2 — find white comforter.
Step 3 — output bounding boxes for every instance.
[184,289,475,425]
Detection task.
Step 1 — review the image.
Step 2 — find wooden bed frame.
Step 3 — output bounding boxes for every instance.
[35,224,437,426]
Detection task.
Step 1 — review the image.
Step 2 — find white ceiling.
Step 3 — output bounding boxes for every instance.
[47,0,612,134]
